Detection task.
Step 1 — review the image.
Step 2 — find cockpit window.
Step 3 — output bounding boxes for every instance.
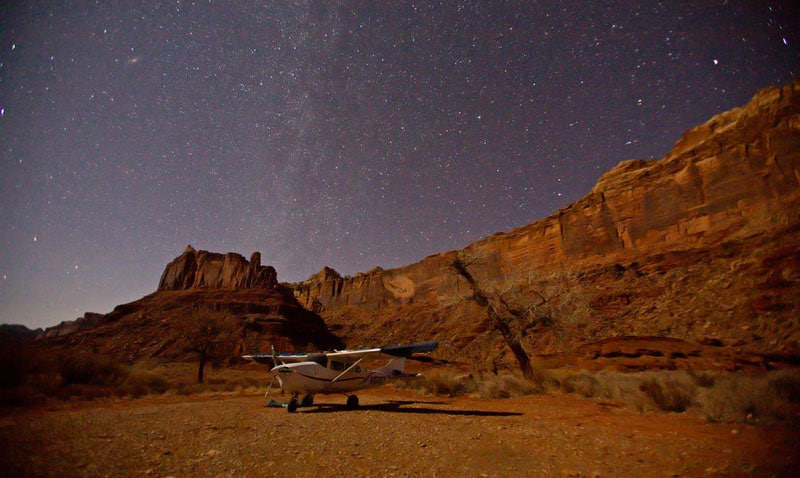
[330,361,361,373]
[307,354,327,367]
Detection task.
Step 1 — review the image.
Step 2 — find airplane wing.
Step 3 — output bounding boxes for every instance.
[381,341,438,357]
[243,341,438,364]
[327,341,438,361]
[242,353,310,365]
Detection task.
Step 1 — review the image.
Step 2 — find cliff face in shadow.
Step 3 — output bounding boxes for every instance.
[293,81,800,363]
[42,248,343,362]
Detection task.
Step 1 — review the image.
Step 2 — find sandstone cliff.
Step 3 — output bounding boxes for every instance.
[39,248,342,362]
[158,245,278,290]
[293,81,800,361]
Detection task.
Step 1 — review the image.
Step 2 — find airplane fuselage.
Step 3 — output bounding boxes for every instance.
[272,356,406,395]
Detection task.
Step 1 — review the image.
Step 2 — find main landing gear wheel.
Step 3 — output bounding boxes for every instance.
[346,395,359,410]
[300,394,314,407]
[287,397,298,413]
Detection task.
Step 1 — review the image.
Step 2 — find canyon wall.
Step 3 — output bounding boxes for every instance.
[293,81,800,357]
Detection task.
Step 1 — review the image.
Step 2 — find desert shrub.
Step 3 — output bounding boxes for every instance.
[0,346,30,389]
[58,354,129,387]
[478,373,542,398]
[0,385,48,407]
[415,370,479,397]
[175,380,205,396]
[119,370,170,397]
[403,366,799,424]
[398,370,543,398]
[687,369,716,388]
[695,371,799,423]
[592,370,645,400]
[639,376,696,412]
[570,369,799,423]
[768,369,800,403]
[558,371,601,398]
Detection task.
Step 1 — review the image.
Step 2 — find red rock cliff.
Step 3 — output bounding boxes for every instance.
[158,245,278,290]
[293,81,800,357]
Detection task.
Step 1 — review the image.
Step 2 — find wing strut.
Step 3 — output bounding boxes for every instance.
[322,358,364,392]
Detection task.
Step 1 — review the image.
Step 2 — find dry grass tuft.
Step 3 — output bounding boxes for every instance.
[397,369,541,398]
[399,366,800,424]
[119,370,170,398]
[398,369,479,397]
[548,368,800,423]
[638,375,696,412]
[695,370,800,423]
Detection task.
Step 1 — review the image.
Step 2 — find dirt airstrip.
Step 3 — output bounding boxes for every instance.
[1,387,798,477]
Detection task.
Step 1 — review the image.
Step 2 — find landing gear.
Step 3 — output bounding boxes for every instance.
[346,394,359,410]
[286,394,313,413]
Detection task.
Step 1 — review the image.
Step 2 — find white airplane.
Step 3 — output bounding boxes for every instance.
[243,341,438,412]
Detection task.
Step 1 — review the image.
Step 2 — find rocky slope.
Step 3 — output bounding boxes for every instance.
[293,80,800,365]
[40,251,342,363]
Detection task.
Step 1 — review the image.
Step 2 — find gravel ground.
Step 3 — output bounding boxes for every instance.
[1,388,798,477]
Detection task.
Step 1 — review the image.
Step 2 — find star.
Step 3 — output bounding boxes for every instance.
[0,1,798,329]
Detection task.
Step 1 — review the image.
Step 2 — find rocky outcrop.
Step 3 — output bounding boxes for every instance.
[158,246,278,291]
[0,324,42,343]
[40,288,343,363]
[293,81,800,359]
[42,312,103,338]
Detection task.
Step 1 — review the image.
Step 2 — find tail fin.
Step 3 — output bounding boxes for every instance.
[377,357,405,376]
[377,357,416,378]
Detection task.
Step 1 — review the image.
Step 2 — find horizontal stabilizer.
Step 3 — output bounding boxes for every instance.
[241,354,274,365]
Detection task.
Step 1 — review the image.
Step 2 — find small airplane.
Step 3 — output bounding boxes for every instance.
[243,341,438,412]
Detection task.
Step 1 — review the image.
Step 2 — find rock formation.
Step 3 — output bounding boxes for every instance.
[12,81,798,371]
[36,248,342,362]
[158,245,278,290]
[293,80,800,361]
[42,312,103,338]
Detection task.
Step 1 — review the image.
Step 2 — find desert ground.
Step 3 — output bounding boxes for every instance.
[1,385,798,477]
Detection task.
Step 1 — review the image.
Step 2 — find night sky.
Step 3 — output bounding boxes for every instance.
[1,2,798,330]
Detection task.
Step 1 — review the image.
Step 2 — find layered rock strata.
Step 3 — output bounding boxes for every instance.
[158,245,278,291]
[293,81,800,358]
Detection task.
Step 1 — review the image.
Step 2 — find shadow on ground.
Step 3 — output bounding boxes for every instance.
[293,399,523,416]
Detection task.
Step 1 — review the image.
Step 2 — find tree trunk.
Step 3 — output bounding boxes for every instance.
[197,353,207,384]
[452,259,538,382]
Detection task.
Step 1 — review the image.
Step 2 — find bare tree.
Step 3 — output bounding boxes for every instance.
[451,254,546,382]
[182,306,237,383]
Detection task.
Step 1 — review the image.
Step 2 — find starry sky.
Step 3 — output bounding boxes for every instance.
[1,1,798,330]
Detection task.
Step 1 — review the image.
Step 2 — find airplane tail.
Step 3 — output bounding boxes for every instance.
[377,357,416,379]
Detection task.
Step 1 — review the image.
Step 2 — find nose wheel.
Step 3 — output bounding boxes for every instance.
[286,394,314,413]
[285,394,358,412]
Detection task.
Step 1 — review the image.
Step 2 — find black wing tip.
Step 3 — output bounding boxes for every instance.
[381,341,439,357]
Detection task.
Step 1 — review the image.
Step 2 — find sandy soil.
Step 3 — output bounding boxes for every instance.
[1,387,798,477]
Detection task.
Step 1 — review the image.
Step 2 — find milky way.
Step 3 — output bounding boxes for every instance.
[1,1,798,329]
